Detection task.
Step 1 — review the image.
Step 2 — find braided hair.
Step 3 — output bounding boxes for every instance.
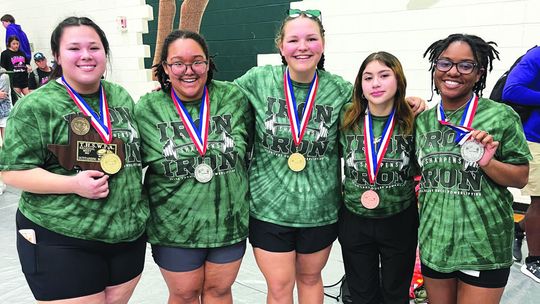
[423,33,499,98]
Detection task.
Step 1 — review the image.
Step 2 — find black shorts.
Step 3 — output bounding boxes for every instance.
[249,216,337,254]
[16,210,146,301]
[421,263,510,288]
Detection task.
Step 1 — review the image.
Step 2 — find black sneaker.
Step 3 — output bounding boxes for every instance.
[513,237,523,262]
[521,259,540,283]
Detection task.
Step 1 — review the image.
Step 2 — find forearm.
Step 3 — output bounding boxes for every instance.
[480,160,529,188]
[2,168,77,194]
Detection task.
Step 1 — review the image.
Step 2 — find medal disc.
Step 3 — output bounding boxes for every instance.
[461,140,484,163]
[288,153,306,172]
[194,163,214,183]
[71,116,90,136]
[360,190,380,209]
[100,153,122,174]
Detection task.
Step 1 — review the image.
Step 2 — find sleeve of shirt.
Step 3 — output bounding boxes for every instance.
[502,47,540,107]
[0,102,47,171]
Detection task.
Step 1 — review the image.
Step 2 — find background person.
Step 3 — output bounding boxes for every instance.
[28,52,52,92]
[502,45,540,283]
[1,14,31,61]
[0,35,30,101]
[416,33,531,303]
[0,16,149,303]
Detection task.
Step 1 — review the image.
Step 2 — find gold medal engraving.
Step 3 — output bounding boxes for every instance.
[100,152,122,175]
[288,153,306,172]
[71,116,90,136]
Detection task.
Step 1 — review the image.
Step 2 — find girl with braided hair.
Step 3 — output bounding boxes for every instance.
[415,33,532,303]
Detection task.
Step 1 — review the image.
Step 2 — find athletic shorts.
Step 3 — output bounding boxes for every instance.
[421,263,510,288]
[249,217,338,254]
[16,210,146,301]
[152,239,247,272]
[522,141,540,196]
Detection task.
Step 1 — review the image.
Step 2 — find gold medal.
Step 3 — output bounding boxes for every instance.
[288,153,306,172]
[100,152,122,175]
[71,116,90,136]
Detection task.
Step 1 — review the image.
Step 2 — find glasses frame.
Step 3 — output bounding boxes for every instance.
[287,9,322,20]
[434,59,478,75]
[163,60,209,75]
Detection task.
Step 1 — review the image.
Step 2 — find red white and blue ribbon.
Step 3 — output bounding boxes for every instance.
[59,77,112,144]
[437,94,478,145]
[363,108,396,185]
[171,86,210,156]
[283,67,319,146]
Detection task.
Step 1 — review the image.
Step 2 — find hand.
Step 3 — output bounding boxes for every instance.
[72,170,110,199]
[470,130,499,166]
[405,96,427,116]
[26,65,32,73]
[0,90,6,99]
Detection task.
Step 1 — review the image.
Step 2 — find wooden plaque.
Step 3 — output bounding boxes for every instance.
[47,113,125,174]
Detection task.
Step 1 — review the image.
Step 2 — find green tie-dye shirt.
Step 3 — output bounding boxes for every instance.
[415,98,531,272]
[340,103,416,218]
[0,80,148,243]
[135,80,251,247]
[235,65,352,227]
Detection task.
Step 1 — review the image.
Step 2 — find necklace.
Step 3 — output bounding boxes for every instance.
[444,101,468,121]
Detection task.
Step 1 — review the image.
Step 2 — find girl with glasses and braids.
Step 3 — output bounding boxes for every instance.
[135,30,252,304]
[415,33,531,303]
[234,10,424,303]
[338,51,418,304]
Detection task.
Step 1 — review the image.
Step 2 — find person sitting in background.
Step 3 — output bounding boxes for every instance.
[28,52,52,92]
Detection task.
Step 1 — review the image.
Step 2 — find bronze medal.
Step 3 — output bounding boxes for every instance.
[71,116,90,136]
[288,152,306,172]
[100,152,122,175]
[360,190,380,209]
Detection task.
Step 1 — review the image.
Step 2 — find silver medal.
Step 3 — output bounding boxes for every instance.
[460,140,484,163]
[194,163,214,183]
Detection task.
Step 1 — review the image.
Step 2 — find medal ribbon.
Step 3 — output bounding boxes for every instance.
[437,94,478,145]
[363,108,396,185]
[59,77,112,144]
[283,67,319,146]
[171,86,210,156]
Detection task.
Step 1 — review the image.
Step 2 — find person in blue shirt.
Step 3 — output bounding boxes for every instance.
[503,45,540,283]
[1,14,31,61]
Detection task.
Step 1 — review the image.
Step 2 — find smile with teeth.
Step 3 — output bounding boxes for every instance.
[294,55,311,60]
[180,78,197,83]
[78,65,96,71]
[444,80,461,86]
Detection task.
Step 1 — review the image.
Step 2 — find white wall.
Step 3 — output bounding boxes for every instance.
[289,0,540,104]
[3,0,538,102]
[1,0,154,100]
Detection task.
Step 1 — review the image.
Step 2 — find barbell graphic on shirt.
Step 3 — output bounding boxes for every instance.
[264,114,329,141]
[162,132,234,159]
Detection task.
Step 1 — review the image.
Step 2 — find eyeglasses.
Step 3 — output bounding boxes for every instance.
[287,9,322,19]
[434,59,477,75]
[164,60,208,75]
